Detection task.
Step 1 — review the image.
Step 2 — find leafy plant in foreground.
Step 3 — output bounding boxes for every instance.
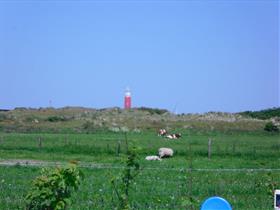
[111,134,141,210]
[25,163,84,210]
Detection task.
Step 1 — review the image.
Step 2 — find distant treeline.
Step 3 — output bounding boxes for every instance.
[239,107,280,120]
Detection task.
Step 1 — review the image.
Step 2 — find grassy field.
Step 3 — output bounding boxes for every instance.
[0,130,280,209]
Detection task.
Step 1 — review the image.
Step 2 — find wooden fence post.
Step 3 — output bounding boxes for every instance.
[232,141,236,154]
[107,143,110,153]
[208,138,212,159]
[38,137,42,149]
[64,136,68,146]
[124,132,128,154]
[116,141,121,156]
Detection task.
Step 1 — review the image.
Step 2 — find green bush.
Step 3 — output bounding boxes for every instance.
[25,163,84,210]
[47,116,66,122]
[240,107,280,120]
[82,121,102,133]
[0,113,7,121]
[264,122,279,132]
[137,107,168,115]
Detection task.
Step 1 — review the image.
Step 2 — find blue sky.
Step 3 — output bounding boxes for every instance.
[0,1,279,113]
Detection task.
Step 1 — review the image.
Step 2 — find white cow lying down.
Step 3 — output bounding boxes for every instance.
[158,148,173,158]
[145,155,161,161]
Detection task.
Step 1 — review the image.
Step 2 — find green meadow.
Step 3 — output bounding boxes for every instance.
[0,130,279,209]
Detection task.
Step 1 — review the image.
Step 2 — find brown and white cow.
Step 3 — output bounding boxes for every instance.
[158,129,167,137]
[165,133,182,139]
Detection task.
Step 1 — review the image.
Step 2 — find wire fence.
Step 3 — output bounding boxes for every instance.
[1,160,280,172]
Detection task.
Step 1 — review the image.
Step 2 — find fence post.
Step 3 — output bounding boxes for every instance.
[124,132,128,154]
[116,141,121,156]
[232,141,236,154]
[38,137,42,149]
[64,136,68,146]
[208,138,212,159]
[107,143,110,153]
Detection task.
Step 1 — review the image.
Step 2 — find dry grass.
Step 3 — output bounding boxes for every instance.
[0,107,268,133]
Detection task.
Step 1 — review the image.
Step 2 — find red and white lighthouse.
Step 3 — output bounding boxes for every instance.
[124,87,131,109]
